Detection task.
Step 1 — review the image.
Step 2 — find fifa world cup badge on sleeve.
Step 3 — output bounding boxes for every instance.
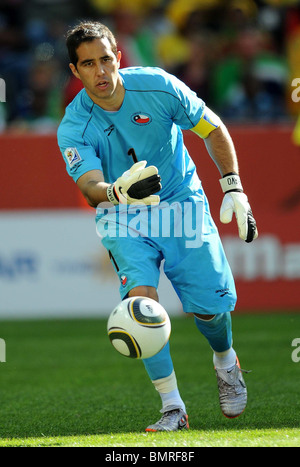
[64,147,82,168]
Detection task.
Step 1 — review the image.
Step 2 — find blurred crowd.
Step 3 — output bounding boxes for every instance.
[0,0,300,133]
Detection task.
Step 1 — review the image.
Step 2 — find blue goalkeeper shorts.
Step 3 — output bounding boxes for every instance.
[96,194,236,315]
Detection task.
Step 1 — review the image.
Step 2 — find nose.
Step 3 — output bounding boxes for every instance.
[96,61,105,76]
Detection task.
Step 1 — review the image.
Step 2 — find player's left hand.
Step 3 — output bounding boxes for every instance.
[219,174,258,243]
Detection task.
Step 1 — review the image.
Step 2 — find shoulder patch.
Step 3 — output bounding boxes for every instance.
[64,147,82,167]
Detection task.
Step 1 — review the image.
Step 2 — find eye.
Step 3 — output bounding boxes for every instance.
[82,61,93,67]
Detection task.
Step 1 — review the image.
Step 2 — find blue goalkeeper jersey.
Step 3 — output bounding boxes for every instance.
[57,66,205,204]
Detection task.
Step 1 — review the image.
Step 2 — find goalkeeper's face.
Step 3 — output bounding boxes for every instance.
[69,37,124,111]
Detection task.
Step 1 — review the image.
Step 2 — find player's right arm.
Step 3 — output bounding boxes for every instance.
[77,162,162,207]
[58,108,160,207]
[76,169,109,207]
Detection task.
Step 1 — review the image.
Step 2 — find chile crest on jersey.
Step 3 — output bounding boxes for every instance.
[131,112,152,125]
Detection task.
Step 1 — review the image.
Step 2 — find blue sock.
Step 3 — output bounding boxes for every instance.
[142,342,174,381]
[194,312,232,352]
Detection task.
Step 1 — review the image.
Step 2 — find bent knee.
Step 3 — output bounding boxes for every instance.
[194,313,216,321]
[128,286,158,302]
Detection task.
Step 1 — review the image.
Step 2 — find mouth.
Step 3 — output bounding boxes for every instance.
[96,80,109,90]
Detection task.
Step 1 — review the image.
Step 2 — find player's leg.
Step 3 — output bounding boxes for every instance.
[162,196,248,418]
[193,311,236,368]
[128,286,188,431]
[193,311,247,418]
[99,221,187,431]
[143,342,188,432]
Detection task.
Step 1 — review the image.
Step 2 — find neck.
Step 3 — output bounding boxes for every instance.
[88,77,125,111]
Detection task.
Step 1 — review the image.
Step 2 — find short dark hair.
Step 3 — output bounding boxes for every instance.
[66,21,118,67]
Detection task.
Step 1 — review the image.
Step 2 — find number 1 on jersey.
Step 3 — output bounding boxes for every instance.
[128,148,138,163]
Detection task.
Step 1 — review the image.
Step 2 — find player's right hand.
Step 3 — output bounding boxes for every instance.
[107,161,161,205]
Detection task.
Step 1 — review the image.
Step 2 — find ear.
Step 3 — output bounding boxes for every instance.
[69,63,81,80]
[117,51,122,69]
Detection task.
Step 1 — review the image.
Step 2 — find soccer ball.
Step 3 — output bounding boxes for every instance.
[107,296,171,359]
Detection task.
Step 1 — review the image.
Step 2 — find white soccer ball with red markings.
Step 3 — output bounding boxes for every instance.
[107,297,171,359]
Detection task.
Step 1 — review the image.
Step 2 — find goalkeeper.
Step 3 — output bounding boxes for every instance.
[57,21,258,432]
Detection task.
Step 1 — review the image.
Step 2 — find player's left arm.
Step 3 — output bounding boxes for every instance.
[191,107,258,243]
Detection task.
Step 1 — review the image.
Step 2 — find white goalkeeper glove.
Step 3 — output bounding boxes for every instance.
[219,173,258,243]
[107,160,161,205]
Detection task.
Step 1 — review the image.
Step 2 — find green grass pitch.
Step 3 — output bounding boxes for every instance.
[0,312,299,447]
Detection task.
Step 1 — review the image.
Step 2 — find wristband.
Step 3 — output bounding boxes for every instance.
[219,172,243,193]
[107,184,119,204]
